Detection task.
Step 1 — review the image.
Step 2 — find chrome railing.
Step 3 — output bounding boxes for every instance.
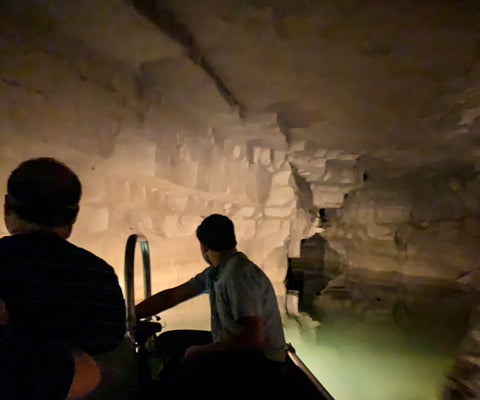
[124,234,152,336]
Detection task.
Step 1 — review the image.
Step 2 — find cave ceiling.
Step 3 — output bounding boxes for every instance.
[2,0,480,174]
[133,0,480,164]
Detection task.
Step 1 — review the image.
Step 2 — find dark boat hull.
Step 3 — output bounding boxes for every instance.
[135,328,334,400]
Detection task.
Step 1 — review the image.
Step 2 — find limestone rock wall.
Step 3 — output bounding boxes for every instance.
[313,69,480,331]
[0,1,317,305]
[3,0,480,336]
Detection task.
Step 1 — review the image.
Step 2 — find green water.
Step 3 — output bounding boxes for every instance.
[161,297,459,399]
[284,319,456,400]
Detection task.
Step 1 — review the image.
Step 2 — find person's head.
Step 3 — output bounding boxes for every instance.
[196,214,237,265]
[4,157,82,238]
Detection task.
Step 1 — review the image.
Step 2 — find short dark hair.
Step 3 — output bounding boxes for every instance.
[6,157,82,227]
[196,214,237,251]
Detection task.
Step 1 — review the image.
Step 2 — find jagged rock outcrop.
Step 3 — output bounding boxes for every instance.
[316,65,480,331]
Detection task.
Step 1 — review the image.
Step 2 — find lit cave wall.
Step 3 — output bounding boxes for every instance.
[2,0,480,335]
[3,1,480,398]
[0,1,326,329]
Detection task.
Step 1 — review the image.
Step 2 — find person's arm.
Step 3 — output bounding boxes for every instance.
[135,281,199,320]
[184,315,265,360]
[0,297,99,399]
[67,349,101,400]
[0,327,98,400]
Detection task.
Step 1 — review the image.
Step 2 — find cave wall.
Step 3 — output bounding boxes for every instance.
[0,0,324,306]
[317,69,480,332]
[2,0,480,335]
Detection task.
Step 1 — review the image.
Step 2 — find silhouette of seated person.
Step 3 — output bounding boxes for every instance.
[0,158,126,398]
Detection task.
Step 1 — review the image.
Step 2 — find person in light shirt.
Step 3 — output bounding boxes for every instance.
[136,213,286,363]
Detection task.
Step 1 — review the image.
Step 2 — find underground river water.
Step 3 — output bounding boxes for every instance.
[154,292,460,400]
[284,318,456,400]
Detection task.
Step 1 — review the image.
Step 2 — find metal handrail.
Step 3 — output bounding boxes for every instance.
[124,234,152,335]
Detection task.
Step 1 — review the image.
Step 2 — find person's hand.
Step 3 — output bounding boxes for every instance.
[67,349,101,399]
[183,345,205,361]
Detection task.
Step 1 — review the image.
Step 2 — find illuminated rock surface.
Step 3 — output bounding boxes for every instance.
[1,1,480,397]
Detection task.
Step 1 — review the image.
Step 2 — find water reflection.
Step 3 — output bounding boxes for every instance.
[158,293,460,400]
[284,318,455,400]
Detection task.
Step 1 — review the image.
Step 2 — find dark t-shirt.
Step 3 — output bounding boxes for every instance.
[0,233,126,355]
[0,326,74,400]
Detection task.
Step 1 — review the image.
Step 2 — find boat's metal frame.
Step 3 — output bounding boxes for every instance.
[287,344,335,400]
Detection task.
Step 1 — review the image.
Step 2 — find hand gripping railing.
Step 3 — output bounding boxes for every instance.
[124,234,152,336]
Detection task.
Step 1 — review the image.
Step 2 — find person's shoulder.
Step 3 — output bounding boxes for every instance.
[192,264,213,282]
[0,234,18,249]
[64,241,103,261]
[64,240,108,265]
[232,252,258,268]
[225,252,262,279]
[66,242,116,273]
[0,233,69,253]
[193,264,213,277]
[0,234,34,258]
